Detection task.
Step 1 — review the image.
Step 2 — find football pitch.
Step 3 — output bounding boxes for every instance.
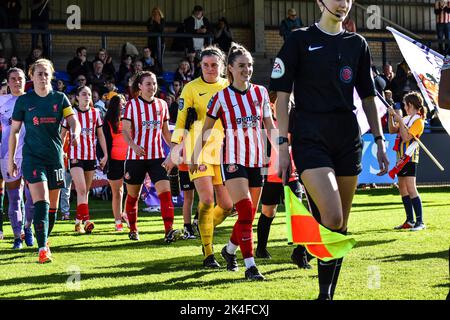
[0,186,448,300]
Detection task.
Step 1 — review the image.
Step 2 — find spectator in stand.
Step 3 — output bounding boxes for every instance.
[89,59,108,96]
[30,0,50,57]
[169,79,183,98]
[0,79,7,95]
[74,74,88,88]
[94,48,115,79]
[186,49,201,79]
[134,60,144,74]
[279,8,303,42]
[435,0,450,53]
[102,76,119,108]
[9,55,25,72]
[381,63,395,91]
[184,5,211,53]
[214,17,233,53]
[147,7,165,61]
[55,79,66,93]
[391,60,419,105]
[118,54,134,88]
[93,89,106,118]
[343,15,356,32]
[67,47,92,83]
[372,65,386,97]
[174,59,192,85]
[5,0,22,57]
[141,47,160,75]
[0,57,7,82]
[25,46,43,73]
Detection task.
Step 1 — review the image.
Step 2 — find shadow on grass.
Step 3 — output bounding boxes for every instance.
[0,255,266,299]
[353,239,397,248]
[380,250,448,262]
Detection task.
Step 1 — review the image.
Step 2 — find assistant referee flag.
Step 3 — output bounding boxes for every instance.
[284,186,356,262]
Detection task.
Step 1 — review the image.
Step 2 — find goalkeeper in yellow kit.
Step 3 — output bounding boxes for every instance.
[163,46,234,268]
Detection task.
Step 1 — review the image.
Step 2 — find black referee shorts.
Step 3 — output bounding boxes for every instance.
[291,111,363,176]
[261,180,302,206]
[397,161,417,177]
[124,158,169,185]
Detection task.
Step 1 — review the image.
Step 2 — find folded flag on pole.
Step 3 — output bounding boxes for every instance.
[284,186,356,262]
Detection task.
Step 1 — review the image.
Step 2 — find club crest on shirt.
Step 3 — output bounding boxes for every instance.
[198,164,207,172]
[340,66,353,84]
[226,164,238,173]
[178,98,184,111]
[271,58,285,79]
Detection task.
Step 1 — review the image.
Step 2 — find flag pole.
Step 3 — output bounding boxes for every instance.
[376,91,445,171]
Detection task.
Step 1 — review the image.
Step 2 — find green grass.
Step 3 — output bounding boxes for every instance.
[0,187,448,300]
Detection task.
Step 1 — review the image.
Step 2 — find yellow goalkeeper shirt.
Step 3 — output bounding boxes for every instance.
[171,76,229,165]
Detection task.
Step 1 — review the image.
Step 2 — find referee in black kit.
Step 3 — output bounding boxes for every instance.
[270,0,389,300]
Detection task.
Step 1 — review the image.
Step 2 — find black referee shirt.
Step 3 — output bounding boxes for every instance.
[269,24,376,113]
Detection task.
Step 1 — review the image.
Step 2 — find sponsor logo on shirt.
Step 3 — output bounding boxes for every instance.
[340,66,353,84]
[142,119,161,128]
[271,58,285,79]
[236,115,260,128]
[33,116,39,126]
[53,104,58,113]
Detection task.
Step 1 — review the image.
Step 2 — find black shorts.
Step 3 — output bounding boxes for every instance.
[70,159,97,171]
[291,111,363,176]
[221,164,264,188]
[124,158,168,185]
[261,180,302,206]
[179,170,195,191]
[398,161,417,177]
[107,159,125,180]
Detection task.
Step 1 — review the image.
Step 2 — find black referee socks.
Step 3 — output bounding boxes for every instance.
[257,214,274,251]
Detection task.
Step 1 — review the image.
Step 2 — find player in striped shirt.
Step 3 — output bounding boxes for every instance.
[9,59,81,264]
[193,43,276,280]
[435,0,450,53]
[61,86,108,234]
[0,68,35,249]
[388,92,426,231]
[122,71,181,242]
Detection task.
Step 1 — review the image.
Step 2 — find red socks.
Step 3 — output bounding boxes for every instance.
[76,203,89,221]
[159,191,174,234]
[230,198,255,259]
[125,195,138,232]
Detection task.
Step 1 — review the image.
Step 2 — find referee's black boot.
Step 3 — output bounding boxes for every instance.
[255,247,272,259]
[291,245,313,269]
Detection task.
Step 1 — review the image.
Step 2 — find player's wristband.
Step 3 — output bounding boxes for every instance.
[374,135,385,143]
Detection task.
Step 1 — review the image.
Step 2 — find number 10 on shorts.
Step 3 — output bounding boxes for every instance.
[54,168,65,182]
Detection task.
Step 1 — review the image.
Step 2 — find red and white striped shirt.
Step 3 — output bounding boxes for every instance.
[207,84,272,168]
[123,96,169,160]
[436,1,450,23]
[62,107,103,160]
